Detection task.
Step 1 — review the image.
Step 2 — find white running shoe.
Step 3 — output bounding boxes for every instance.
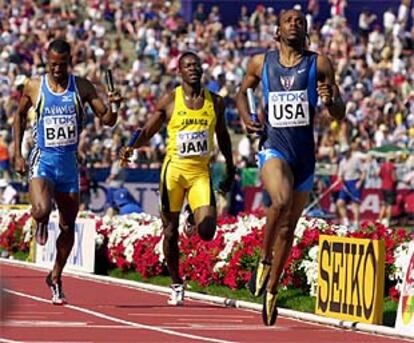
[168,284,184,306]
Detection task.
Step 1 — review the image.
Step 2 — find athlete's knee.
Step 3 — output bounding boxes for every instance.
[57,226,74,247]
[197,216,216,241]
[163,224,179,243]
[278,225,295,241]
[31,203,52,222]
[267,192,291,214]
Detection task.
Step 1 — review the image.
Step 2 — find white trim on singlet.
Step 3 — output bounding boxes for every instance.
[45,74,71,96]
[33,76,44,111]
[72,75,86,115]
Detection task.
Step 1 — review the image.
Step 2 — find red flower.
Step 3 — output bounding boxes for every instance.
[388,286,400,302]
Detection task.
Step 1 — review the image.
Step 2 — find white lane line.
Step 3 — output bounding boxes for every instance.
[162,324,279,330]
[128,314,253,318]
[177,319,243,323]
[13,312,64,315]
[5,320,89,327]
[4,289,238,343]
[0,339,26,343]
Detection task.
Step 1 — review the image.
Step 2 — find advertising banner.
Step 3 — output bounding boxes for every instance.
[35,214,96,273]
[395,242,414,334]
[316,235,385,324]
[244,186,414,221]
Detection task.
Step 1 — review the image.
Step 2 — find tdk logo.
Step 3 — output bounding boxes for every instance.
[271,92,306,102]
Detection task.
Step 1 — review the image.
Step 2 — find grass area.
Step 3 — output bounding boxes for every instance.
[109,269,398,327]
[12,251,29,261]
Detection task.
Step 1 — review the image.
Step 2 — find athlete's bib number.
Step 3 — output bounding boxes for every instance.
[177,130,209,157]
[44,115,78,147]
[268,90,310,127]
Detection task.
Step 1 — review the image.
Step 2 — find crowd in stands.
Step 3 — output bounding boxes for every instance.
[1,0,414,216]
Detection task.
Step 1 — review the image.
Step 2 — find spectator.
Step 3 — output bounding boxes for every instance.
[336,142,366,229]
[0,179,18,205]
[111,187,143,215]
[105,150,126,212]
[378,156,397,226]
[0,133,10,180]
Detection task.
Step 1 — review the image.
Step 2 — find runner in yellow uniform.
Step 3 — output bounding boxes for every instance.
[120,51,235,306]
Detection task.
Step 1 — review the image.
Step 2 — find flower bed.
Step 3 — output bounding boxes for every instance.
[1,209,412,300]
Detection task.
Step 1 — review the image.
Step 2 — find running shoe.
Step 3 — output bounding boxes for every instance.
[35,222,48,246]
[262,291,278,326]
[167,283,184,306]
[248,260,271,297]
[183,204,196,238]
[45,273,67,305]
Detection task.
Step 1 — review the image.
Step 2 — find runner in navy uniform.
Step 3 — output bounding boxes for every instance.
[13,39,121,304]
[236,9,345,326]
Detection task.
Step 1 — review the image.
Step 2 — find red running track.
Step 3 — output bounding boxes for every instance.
[0,262,409,343]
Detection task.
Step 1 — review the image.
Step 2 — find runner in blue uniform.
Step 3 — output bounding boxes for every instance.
[13,39,121,305]
[236,9,345,326]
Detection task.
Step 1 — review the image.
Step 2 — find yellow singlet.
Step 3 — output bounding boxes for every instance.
[160,86,217,213]
[165,86,217,167]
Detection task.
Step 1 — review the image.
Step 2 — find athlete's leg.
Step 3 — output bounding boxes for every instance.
[29,178,54,245]
[187,172,216,241]
[159,160,186,285]
[52,192,79,281]
[193,205,216,241]
[260,158,294,264]
[267,191,309,293]
[161,212,182,284]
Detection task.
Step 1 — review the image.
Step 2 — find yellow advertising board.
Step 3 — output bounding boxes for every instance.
[316,235,385,324]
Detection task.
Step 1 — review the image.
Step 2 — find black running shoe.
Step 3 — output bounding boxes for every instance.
[262,291,278,326]
[35,222,48,246]
[45,273,66,305]
[248,260,271,297]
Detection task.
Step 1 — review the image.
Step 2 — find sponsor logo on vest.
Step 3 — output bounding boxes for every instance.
[44,114,78,147]
[280,75,295,91]
[62,95,72,102]
[177,130,209,157]
[268,90,310,127]
[44,105,76,115]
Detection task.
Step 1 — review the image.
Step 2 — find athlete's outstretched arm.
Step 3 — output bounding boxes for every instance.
[78,78,121,127]
[235,54,264,133]
[119,92,173,164]
[317,55,346,121]
[214,95,236,194]
[13,80,34,175]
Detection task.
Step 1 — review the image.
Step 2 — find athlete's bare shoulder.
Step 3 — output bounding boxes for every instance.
[157,88,176,119]
[248,53,266,76]
[208,90,225,109]
[23,77,41,104]
[73,76,94,95]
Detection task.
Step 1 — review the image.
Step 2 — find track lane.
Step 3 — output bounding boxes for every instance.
[0,262,409,343]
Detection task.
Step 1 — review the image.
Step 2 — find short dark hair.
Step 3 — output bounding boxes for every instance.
[48,39,71,55]
[178,51,200,68]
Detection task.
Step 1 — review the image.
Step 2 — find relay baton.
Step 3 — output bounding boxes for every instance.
[128,129,141,147]
[105,69,119,113]
[247,88,259,124]
[120,129,141,168]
